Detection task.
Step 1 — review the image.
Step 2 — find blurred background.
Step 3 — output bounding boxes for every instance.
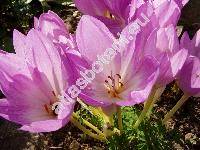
[0,0,200,149]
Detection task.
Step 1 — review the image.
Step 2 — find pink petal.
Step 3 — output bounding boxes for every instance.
[117,56,159,106]
[20,119,64,132]
[178,56,200,96]
[13,29,27,58]
[0,50,30,78]
[154,0,180,27]
[76,15,115,62]
[37,10,69,38]
[170,48,188,77]
[74,0,107,16]
[26,29,66,94]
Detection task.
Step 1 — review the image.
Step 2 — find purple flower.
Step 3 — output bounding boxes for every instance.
[75,15,159,107]
[137,24,188,87]
[0,29,76,132]
[122,8,188,88]
[174,0,189,9]
[34,11,85,81]
[131,0,189,27]
[34,10,77,51]
[74,0,189,35]
[74,0,132,35]
[178,30,200,96]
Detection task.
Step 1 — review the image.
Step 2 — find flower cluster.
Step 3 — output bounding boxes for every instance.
[0,0,198,140]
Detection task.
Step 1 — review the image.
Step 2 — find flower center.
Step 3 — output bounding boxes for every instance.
[104,74,124,98]
[104,10,116,20]
[43,91,58,116]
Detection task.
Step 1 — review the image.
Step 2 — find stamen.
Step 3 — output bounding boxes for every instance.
[52,103,59,116]
[104,10,115,19]
[105,80,113,90]
[119,82,124,87]
[108,76,114,82]
[115,74,120,90]
[108,75,115,88]
[44,104,50,114]
[52,91,56,96]
[44,103,59,116]
[116,74,121,79]
[108,76,112,79]
[105,73,124,99]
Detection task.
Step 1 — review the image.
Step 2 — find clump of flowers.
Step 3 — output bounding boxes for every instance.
[0,0,198,144]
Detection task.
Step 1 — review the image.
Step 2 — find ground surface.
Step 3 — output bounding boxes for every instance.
[0,0,200,149]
